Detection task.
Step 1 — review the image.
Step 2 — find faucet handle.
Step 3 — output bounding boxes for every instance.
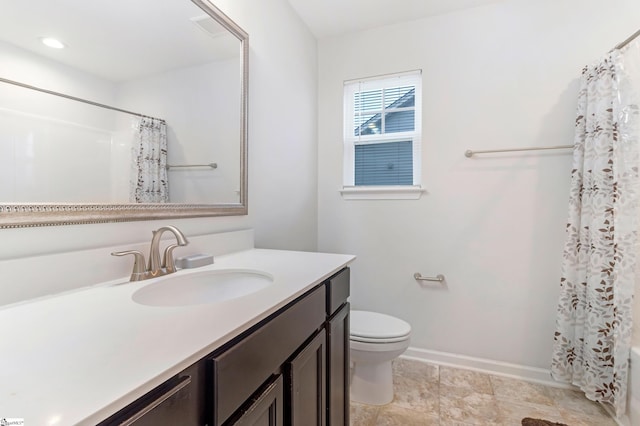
[111,250,148,281]
[162,244,180,273]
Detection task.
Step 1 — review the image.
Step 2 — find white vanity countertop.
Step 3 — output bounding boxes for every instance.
[0,248,355,426]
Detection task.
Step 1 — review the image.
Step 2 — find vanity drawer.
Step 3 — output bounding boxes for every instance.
[326,268,350,316]
[97,362,206,426]
[210,285,326,425]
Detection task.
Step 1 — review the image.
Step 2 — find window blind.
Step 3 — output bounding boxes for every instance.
[354,140,413,186]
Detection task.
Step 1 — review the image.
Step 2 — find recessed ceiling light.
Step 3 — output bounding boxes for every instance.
[40,37,66,49]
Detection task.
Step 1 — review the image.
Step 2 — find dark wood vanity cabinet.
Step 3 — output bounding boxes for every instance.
[98,268,350,426]
[326,270,350,426]
[212,284,327,425]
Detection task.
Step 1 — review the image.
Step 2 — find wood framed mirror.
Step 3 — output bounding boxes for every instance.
[0,0,248,227]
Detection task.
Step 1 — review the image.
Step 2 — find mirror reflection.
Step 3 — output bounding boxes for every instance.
[0,0,243,206]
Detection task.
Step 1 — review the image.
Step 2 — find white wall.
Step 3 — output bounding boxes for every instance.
[0,0,318,301]
[317,0,640,370]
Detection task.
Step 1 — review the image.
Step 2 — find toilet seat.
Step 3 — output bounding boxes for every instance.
[350,336,410,353]
[350,310,411,342]
[350,334,409,344]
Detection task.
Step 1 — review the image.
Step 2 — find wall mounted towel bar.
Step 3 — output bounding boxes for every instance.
[414,273,445,283]
[464,144,573,158]
[166,162,218,170]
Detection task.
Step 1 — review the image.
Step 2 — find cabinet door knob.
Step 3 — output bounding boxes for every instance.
[111,250,148,281]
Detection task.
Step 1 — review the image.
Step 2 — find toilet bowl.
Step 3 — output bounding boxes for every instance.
[349,310,411,405]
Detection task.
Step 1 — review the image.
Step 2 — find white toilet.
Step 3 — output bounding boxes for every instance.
[349,310,411,405]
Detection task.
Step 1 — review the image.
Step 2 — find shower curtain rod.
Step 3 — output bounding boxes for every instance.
[614,28,640,51]
[464,144,573,157]
[0,76,165,122]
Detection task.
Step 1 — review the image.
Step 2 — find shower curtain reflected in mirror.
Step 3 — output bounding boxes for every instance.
[551,40,640,418]
[130,116,169,203]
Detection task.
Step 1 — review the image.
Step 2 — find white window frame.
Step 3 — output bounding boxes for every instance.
[341,70,424,200]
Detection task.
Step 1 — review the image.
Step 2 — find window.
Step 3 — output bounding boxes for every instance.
[342,71,423,199]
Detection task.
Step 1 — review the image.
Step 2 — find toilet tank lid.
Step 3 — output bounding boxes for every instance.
[350,310,411,339]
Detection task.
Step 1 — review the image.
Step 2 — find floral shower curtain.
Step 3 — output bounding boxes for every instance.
[551,47,640,417]
[131,116,169,203]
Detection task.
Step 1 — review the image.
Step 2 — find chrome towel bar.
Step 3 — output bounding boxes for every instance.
[414,273,445,283]
[464,145,572,158]
[166,162,218,170]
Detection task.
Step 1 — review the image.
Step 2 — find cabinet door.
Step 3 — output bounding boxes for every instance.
[287,329,326,426]
[327,303,349,426]
[232,375,284,426]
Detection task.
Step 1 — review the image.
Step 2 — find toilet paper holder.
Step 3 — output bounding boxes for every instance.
[413,273,445,283]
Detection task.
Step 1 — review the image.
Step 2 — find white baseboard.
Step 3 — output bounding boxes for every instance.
[401,347,571,388]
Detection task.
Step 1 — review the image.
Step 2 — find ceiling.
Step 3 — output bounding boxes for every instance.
[0,0,240,82]
[286,0,506,38]
[0,0,506,83]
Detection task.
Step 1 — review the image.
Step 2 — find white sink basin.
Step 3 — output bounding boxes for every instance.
[132,269,273,307]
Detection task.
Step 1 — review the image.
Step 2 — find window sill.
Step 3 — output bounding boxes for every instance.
[340,186,425,200]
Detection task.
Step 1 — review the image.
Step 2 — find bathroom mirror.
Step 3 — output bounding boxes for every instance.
[0,0,248,227]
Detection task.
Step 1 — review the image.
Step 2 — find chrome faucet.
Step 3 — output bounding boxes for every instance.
[112,225,189,281]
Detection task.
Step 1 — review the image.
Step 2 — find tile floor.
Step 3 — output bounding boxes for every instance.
[350,358,618,426]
